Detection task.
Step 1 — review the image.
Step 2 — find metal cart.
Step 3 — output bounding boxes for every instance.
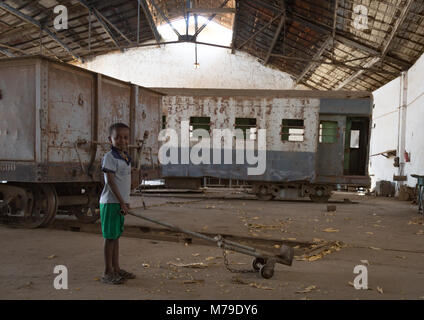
[128,211,294,279]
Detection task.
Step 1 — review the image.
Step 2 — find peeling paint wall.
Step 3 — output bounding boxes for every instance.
[370,53,424,189]
[75,43,302,90]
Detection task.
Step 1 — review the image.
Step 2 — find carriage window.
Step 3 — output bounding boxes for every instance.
[190,117,210,138]
[281,119,304,142]
[235,118,257,140]
[162,115,167,129]
[319,121,338,143]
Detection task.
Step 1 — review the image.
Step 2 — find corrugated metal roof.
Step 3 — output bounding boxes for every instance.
[1,0,423,91]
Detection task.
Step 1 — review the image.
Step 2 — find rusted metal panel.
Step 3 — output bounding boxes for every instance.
[97,77,131,154]
[137,87,161,171]
[47,62,94,164]
[0,56,163,184]
[162,94,320,182]
[0,61,36,161]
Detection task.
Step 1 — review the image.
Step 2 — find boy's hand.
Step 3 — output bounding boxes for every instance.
[120,203,129,215]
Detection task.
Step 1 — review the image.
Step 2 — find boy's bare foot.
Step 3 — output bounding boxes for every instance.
[117,269,136,279]
[101,274,125,285]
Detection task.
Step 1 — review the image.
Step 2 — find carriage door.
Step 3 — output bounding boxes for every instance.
[317,115,346,176]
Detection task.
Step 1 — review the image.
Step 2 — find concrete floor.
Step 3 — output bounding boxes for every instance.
[1,191,423,300]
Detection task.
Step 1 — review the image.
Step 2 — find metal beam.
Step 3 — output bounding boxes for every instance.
[287,11,411,69]
[193,0,231,37]
[186,8,236,14]
[237,12,283,50]
[94,7,132,44]
[231,0,239,54]
[296,36,332,83]
[75,0,121,48]
[263,6,285,65]
[148,0,181,38]
[0,47,15,57]
[336,0,414,90]
[0,1,83,62]
[139,0,161,44]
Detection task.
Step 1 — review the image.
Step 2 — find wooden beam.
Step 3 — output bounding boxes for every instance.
[336,0,414,90]
[296,36,332,83]
[263,9,285,65]
[139,0,161,44]
[0,1,83,62]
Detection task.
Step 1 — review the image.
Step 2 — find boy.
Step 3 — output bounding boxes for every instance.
[100,122,136,285]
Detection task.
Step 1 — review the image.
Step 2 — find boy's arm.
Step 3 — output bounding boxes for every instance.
[105,172,129,214]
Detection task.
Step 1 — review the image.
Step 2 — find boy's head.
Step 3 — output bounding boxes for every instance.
[108,123,130,150]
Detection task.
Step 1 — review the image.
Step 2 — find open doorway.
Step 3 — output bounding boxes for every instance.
[344,117,370,176]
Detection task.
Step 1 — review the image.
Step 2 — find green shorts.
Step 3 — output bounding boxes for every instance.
[100,203,125,239]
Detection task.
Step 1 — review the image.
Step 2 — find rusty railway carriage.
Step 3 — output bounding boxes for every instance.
[157,88,373,202]
[0,56,162,228]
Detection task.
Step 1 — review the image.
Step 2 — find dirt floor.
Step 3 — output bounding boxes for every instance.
[1,191,424,300]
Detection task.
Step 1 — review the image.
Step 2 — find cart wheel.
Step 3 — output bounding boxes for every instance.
[260,264,274,279]
[252,257,266,271]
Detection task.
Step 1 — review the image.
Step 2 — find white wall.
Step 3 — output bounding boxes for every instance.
[370,53,424,189]
[74,17,301,90]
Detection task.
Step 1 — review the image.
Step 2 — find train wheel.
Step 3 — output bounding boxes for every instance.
[256,185,274,201]
[73,184,101,223]
[309,185,331,203]
[24,184,58,228]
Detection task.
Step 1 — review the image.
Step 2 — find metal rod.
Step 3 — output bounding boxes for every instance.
[137,0,140,43]
[193,0,231,37]
[148,0,181,38]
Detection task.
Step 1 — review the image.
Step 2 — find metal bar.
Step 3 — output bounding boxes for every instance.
[186,8,236,14]
[186,0,190,36]
[77,0,130,45]
[137,0,140,43]
[58,195,89,207]
[263,7,285,65]
[139,0,161,44]
[237,12,283,50]
[0,1,83,62]
[231,0,238,54]
[193,0,231,37]
[88,9,91,51]
[336,0,414,89]
[0,47,15,57]
[296,36,332,83]
[332,0,338,56]
[148,0,181,38]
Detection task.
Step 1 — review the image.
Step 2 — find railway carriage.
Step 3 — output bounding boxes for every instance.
[156,88,373,202]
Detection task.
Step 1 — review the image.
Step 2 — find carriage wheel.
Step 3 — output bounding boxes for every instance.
[73,184,101,223]
[256,185,274,201]
[24,184,58,228]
